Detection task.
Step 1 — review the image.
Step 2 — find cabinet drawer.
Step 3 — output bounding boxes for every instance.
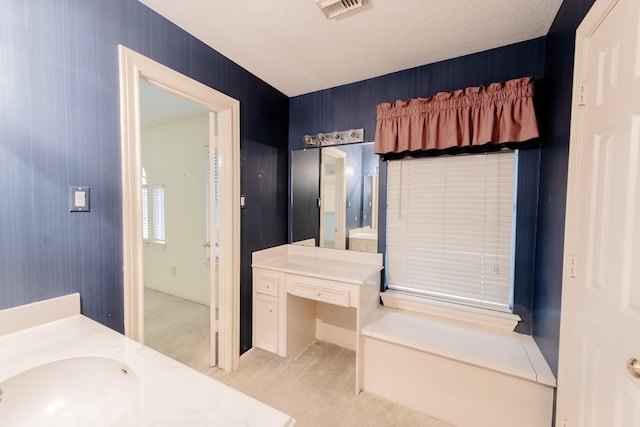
[254,271,280,298]
[287,279,350,307]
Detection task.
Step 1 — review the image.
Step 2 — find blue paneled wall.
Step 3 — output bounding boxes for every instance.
[289,38,546,152]
[534,0,596,375]
[1,0,599,371]
[0,0,289,353]
[288,0,599,376]
[289,38,546,335]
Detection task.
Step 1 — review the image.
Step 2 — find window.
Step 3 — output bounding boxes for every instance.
[152,184,166,244]
[141,168,149,242]
[205,146,220,262]
[141,167,166,247]
[386,150,516,313]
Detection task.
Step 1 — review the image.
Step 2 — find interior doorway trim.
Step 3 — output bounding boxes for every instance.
[118,45,241,371]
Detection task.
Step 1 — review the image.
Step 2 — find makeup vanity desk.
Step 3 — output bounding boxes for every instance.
[252,244,383,394]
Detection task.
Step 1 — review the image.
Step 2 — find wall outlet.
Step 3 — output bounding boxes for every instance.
[169,265,176,276]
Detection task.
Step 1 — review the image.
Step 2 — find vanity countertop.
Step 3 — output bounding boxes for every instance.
[0,297,295,426]
[252,244,383,284]
[348,227,378,240]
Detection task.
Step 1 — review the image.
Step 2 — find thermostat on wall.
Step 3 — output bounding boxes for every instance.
[70,186,90,212]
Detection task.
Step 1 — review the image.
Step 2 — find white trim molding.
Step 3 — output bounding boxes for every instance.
[118,45,241,371]
[380,291,521,332]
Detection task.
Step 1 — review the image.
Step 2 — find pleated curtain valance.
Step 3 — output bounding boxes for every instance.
[374,77,539,156]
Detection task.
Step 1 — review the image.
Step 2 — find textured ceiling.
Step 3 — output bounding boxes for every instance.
[138,0,563,97]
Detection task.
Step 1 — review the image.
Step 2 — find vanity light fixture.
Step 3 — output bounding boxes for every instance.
[303,128,364,148]
[316,0,368,19]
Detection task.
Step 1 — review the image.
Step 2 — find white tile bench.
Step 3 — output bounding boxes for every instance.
[361,310,556,427]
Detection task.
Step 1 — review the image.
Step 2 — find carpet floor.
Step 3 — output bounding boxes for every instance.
[144,287,455,427]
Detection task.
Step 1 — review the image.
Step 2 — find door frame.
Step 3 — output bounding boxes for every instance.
[556,0,620,422]
[118,45,241,371]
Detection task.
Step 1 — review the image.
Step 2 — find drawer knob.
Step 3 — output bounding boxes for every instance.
[264,284,270,289]
[268,307,273,313]
[316,291,321,296]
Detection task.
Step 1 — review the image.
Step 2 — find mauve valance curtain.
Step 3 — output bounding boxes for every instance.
[374,77,539,155]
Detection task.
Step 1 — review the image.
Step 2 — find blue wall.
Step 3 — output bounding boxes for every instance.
[289,38,546,152]
[289,38,546,335]
[289,0,600,376]
[0,0,289,353]
[1,0,600,368]
[533,0,596,375]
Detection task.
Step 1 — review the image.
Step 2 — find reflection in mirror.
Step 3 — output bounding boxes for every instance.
[291,142,379,252]
[320,147,347,249]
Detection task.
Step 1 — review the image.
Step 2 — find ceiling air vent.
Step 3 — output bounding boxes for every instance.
[316,0,368,19]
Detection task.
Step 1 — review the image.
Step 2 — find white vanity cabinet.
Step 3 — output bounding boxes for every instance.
[252,244,383,394]
[349,237,377,253]
[252,268,285,356]
[348,227,378,253]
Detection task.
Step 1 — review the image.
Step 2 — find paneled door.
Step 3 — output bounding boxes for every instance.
[558,0,640,425]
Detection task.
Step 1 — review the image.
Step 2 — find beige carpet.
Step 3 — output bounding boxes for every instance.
[144,287,212,371]
[144,288,455,427]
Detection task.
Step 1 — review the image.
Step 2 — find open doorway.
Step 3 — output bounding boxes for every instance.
[119,46,241,371]
[138,80,215,369]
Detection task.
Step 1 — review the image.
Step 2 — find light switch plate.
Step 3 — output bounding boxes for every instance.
[70,186,90,212]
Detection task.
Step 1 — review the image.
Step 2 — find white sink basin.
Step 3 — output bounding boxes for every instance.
[0,356,139,427]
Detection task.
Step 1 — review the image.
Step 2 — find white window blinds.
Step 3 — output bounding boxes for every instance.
[141,167,149,241]
[205,146,220,262]
[386,150,517,312]
[152,184,166,244]
[141,186,149,241]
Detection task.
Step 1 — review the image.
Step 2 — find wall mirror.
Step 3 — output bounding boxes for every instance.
[291,142,379,252]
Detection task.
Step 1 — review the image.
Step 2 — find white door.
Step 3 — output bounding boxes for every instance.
[558,0,640,425]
